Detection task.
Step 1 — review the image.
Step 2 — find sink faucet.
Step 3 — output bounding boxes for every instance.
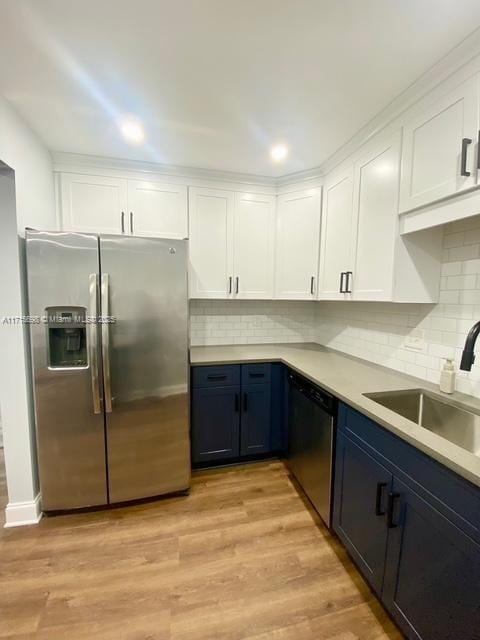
[460,320,480,371]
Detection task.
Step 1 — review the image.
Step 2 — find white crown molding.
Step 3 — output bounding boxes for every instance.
[51,151,279,188]
[4,493,42,528]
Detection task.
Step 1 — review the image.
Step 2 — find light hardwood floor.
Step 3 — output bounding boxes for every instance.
[0,459,403,640]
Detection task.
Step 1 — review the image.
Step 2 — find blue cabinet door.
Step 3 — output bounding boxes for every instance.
[333,432,392,596]
[382,477,480,640]
[191,386,240,464]
[240,382,272,456]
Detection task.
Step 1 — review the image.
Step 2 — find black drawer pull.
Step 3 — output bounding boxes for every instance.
[207,374,227,381]
[461,137,472,177]
[339,271,345,293]
[243,392,248,412]
[249,373,265,378]
[375,482,387,516]
[387,492,401,528]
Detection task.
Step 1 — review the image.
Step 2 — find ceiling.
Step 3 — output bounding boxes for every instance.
[1,0,480,177]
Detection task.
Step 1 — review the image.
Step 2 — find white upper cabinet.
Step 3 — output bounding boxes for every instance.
[399,75,479,214]
[274,188,322,299]
[127,180,188,239]
[233,193,275,299]
[351,132,401,300]
[188,187,234,299]
[60,173,188,238]
[317,166,354,300]
[60,174,128,235]
[319,130,441,303]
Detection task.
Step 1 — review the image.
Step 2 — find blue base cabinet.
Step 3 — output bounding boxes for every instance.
[240,382,272,456]
[191,363,284,466]
[334,432,392,596]
[383,477,480,640]
[191,386,240,463]
[334,403,480,640]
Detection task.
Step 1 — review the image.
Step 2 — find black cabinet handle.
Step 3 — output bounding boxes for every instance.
[228,276,232,294]
[234,393,239,412]
[243,392,248,412]
[375,482,387,516]
[461,137,472,177]
[387,492,401,528]
[130,211,134,234]
[345,271,353,294]
[235,277,239,294]
[339,272,345,293]
[249,373,265,378]
[121,211,125,234]
[207,374,227,381]
[310,276,315,295]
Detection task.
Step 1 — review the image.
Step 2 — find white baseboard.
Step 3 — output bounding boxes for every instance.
[4,493,42,528]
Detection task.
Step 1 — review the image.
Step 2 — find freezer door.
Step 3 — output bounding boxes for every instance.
[25,230,107,510]
[99,235,190,503]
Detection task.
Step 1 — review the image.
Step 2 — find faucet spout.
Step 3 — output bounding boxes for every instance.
[460,320,480,371]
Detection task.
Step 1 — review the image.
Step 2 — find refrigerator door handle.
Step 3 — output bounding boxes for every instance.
[101,273,113,413]
[88,273,101,414]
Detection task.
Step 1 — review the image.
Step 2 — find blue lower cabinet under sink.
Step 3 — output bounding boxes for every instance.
[334,402,480,640]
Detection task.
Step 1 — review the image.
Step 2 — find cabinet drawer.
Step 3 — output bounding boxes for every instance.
[339,403,480,543]
[191,365,240,388]
[242,363,271,384]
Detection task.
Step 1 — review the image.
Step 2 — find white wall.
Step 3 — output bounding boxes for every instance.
[0,94,55,526]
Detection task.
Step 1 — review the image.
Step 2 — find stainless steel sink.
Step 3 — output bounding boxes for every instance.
[364,389,480,456]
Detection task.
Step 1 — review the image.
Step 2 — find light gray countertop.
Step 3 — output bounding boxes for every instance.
[190,342,480,488]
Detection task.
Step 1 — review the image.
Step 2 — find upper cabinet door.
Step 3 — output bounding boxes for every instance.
[317,166,354,300]
[233,193,275,299]
[60,173,128,235]
[274,188,321,300]
[399,76,479,214]
[351,132,401,301]
[188,187,234,299]
[127,180,188,239]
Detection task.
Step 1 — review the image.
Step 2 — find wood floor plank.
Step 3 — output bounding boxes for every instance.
[0,457,402,639]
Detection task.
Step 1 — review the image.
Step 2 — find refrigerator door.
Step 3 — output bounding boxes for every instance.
[26,230,108,510]
[100,235,190,503]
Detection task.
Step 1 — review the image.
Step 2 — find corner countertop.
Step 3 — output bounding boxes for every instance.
[190,343,480,488]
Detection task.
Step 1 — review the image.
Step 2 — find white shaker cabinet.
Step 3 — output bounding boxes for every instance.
[60,173,188,239]
[188,187,234,299]
[350,132,401,300]
[60,173,128,235]
[319,130,441,303]
[233,193,275,299]
[399,75,479,214]
[127,180,188,239]
[317,167,355,300]
[274,188,322,299]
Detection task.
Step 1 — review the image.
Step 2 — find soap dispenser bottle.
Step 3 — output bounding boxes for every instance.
[439,358,455,394]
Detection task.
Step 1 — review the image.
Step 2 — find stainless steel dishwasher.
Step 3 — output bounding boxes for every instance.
[287,372,337,528]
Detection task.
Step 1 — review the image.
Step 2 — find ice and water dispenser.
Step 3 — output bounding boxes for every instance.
[46,307,88,368]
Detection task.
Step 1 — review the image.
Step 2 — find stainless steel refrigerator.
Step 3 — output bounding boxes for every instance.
[26,229,190,511]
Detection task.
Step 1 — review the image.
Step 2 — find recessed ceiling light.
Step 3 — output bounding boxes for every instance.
[270,144,288,162]
[119,117,145,144]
